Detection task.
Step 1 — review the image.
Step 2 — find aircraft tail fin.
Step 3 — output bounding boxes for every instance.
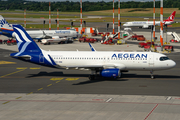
[12,24,41,54]
[11,24,58,67]
[0,15,14,37]
[165,11,176,22]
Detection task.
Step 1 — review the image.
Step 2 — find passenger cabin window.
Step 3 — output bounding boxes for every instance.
[160,57,170,61]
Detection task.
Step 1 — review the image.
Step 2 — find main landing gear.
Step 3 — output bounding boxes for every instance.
[89,75,96,81]
[150,70,154,79]
[89,71,97,81]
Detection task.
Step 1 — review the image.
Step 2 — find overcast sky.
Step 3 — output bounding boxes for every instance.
[27,0,158,2]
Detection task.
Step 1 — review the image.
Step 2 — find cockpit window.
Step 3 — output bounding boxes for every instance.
[159,57,170,61]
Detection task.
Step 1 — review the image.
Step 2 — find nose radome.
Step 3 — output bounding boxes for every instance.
[171,60,176,68]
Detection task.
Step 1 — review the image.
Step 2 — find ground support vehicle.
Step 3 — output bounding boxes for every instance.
[101,38,114,45]
[137,36,146,41]
[6,39,17,45]
[170,39,179,43]
[117,39,126,45]
[131,34,144,40]
[144,45,151,51]
[164,46,174,51]
[79,37,97,43]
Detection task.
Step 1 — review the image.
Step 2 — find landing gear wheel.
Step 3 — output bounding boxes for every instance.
[89,75,95,81]
[150,70,154,79]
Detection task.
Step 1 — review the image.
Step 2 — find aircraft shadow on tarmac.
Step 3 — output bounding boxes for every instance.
[26,71,90,78]
[72,78,128,85]
[26,71,180,86]
[26,71,128,85]
[123,73,180,79]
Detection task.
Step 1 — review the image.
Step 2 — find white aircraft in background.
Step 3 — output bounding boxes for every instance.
[10,24,176,80]
[0,15,80,40]
[123,11,176,29]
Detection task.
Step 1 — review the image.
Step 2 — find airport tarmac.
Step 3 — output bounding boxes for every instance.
[0,31,180,119]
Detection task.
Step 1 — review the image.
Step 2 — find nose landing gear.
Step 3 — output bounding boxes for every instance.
[150,70,154,79]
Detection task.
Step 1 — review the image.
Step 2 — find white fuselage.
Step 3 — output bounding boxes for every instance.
[42,51,176,71]
[41,38,68,44]
[123,21,173,28]
[12,30,79,39]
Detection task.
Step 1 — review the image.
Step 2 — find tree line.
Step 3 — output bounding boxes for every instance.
[0,0,180,12]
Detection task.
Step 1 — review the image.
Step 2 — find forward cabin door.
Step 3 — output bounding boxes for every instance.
[149,54,154,67]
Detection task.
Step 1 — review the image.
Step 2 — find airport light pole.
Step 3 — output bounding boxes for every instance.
[107,23,109,32]
[49,2,51,30]
[165,24,168,44]
[43,20,45,29]
[160,0,163,51]
[153,0,155,41]
[113,0,115,34]
[24,9,26,29]
[57,9,59,30]
[118,0,120,39]
[151,25,154,50]
[80,0,83,34]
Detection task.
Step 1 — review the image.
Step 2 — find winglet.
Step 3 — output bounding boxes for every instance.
[88,43,96,51]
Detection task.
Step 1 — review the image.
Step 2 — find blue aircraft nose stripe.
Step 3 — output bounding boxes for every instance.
[48,55,57,66]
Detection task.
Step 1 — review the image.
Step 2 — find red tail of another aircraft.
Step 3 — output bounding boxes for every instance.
[164,11,176,22]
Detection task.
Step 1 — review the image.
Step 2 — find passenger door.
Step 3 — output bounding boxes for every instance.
[149,54,154,67]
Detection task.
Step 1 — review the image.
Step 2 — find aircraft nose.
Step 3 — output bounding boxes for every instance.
[170,60,176,68]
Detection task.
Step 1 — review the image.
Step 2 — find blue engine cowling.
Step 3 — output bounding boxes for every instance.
[100,68,120,78]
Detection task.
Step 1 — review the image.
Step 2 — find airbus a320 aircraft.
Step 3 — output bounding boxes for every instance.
[123,11,176,29]
[10,24,176,80]
[0,15,80,39]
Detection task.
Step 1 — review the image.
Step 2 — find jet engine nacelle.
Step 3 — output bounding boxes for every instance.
[142,25,150,29]
[52,36,59,39]
[100,68,121,78]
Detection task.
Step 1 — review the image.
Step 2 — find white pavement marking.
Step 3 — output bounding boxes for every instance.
[166,96,172,100]
[106,98,113,102]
